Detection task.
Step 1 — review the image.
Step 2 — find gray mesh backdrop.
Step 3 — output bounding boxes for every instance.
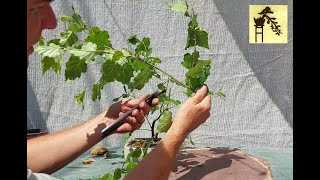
[27,0,293,149]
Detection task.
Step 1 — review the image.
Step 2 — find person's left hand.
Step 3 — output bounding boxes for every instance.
[104,94,159,134]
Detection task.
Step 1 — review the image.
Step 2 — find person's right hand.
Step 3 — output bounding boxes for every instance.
[171,85,211,137]
[104,94,159,134]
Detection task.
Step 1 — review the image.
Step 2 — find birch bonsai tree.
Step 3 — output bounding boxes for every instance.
[35,1,225,179]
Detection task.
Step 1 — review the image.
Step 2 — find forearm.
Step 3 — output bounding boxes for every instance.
[27,111,107,174]
[124,125,187,180]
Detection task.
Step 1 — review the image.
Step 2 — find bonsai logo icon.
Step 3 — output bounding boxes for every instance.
[249,5,288,43]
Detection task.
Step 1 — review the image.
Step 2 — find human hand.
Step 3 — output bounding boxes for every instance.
[170,85,211,137]
[104,94,159,134]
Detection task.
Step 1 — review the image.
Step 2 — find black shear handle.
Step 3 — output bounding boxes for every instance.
[101,89,166,138]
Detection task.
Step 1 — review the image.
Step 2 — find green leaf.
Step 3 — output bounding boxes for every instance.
[128,35,140,45]
[112,51,124,61]
[41,56,60,74]
[39,36,45,46]
[74,90,85,110]
[89,27,101,35]
[60,15,71,22]
[133,66,153,90]
[56,55,62,73]
[131,59,147,71]
[59,30,78,47]
[121,49,132,57]
[70,42,97,62]
[189,14,199,29]
[85,30,112,50]
[101,60,122,83]
[113,168,122,180]
[47,39,60,45]
[185,57,210,93]
[102,53,113,61]
[186,77,200,92]
[186,59,211,93]
[117,62,134,84]
[169,99,181,106]
[91,78,106,101]
[195,29,209,49]
[181,51,199,69]
[92,82,102,101]
[185,60,211,78]
[148,57,161,64]
[157,83,166,90]
[35,43,63,58]
[68,6,87,32]
[127,82,134,90]
[126,148,142,162]
[185,87,194,97]
[161,94,181,107]
[168,2,187,14]
[122,132,132,141]
[189,136,195,145]
[130,148,142,158]
[185,15,209,49]
[158,93,167,102]
[126,162,138,173]
[142,139,153,157]
[118,57,128,66]
[186,28,209,49]
[198,63,211,85]
[68,24,81,32]
[65,55,87,80]
[100,173,113,180]
[135,37,152,57]
[157,111,173,133]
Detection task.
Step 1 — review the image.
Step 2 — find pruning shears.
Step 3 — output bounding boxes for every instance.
[101,89,166,138]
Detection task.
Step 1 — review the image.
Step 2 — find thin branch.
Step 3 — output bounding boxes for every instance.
[151,113,162,138]
[135,57,192,90]
[53,46,194,92]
